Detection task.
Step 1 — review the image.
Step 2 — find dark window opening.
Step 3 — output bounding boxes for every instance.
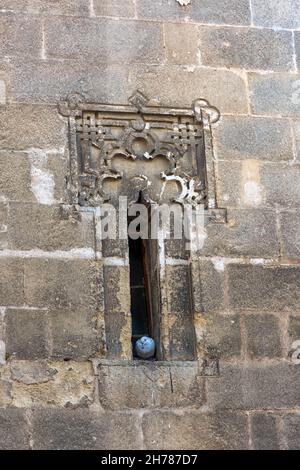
[129,235,154,358]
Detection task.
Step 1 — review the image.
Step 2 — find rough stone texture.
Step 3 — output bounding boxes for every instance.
[136,0,251,25]
[32,409,141,450]
[280,211,300,259]
[0,0,90,16]
[249,73,300,118]
[8,60,129,104]
[244,314,282,358]
[93,0,135,18]
[0,153,34,202]
[45,18,164,64]
[251,413,279,450]
[50,307,100,359]
[204,313,241,359]
[0,409,30,450]
[5,308,49,360]
[200,28,293,71]
[295,34,300,70]
[0,105,67,150]
[0,379,12,406]
[201,209,279,258]
[24,258,103,309]
[142,411,249,450]
[128,65,248,114]
[11,361,94,408]
[0,0,299,452]
[213,116,293,161]
[165,23,199,65]
[288,316,300,344]
[192,259,226,313]
[282,414,300,450]
[252,0,300,29]
[0,202,7,249]
[228,264,300,312]
[98,362,204,409]
[0,14,42,59]
[261,164,300,208]
[0,258,24,306]
[217,161,300,209]
[207,363,300,410]
[8,203,95,251]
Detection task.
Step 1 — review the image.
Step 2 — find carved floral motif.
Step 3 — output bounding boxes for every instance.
[60,92,221,211]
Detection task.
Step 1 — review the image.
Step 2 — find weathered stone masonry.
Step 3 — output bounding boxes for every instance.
[0,0,300,450]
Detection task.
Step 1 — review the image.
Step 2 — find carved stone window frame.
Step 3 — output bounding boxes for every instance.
[59,92,226,363]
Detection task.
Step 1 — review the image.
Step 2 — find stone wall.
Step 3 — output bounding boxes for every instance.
[0,0,299,450]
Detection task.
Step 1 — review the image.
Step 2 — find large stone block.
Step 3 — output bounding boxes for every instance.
[0,258,24,306]
[128,65,248,114]
[136,0,251,25]
[192,260,226,313]
[295,34,300,72]
[0,379,12,406]
[0,153,35,202]
[45,17,164,64]
[97,361,204,409]
[32,409,141,450]
[251,413,279,450]
[201,209,279,258]
[205,313,241,359]
[251,0,300,29]
[249,73,300,118]
[50,307,100,359]
[11,361,94,408]
[9,60,129,104]
[142,410,249,450]
[261,163,300,208]
[24,258,103,309]
[282,414,300,450]
[0,14,42,59]
[200,27,293,71]
[165,23,199,65]
[8,203,95,251]
[228,264,300,311]
[213,116,293,161]
[0,105,67,150]
[207,362,300,409]
[5,308,49,359]
[288,316,300,344]
[103,265,130,314]
[217,161,300,209]
[280,211,300,259]
[0,203,7,250]
[0,409,30,450]
[93,0,135,17]
[0,0,90,16]
[244,314,282,358]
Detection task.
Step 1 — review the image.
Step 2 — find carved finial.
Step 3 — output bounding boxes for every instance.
[193,99,220,124]
[129,90,149,112]
[58,92,86,116]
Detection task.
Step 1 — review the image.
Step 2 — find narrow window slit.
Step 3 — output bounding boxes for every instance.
[128,217,154,359]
